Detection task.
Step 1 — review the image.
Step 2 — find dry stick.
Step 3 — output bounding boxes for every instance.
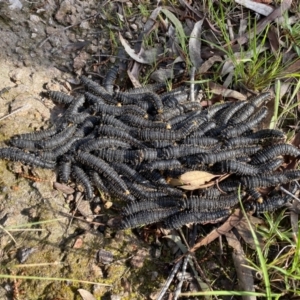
[0,104,31,122]
[174,255,189,300]
[156,260,182,300]
[280,186,300,203]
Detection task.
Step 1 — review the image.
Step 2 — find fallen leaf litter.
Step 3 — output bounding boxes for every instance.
[0,69,300,230]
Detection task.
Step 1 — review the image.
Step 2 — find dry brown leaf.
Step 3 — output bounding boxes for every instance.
[208,82,247,100]
[179,182,216,191]
[281,59,300,75]
[127,67,142,88]
[150,68,174,82]
[198,55,223,74]
[190,209,244,252]
[267,25,280,54]
[291,201,299,242]
[134,7,161,53]
[180,171,218,185]
[225,231,256,300]
[119,33,151,64]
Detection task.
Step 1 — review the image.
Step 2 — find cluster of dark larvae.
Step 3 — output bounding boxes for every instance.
[1,67,300,230]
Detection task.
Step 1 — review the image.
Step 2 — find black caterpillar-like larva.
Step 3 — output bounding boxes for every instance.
[80,75,118,105]
[222,106,268,138]
[36,125,78,150]
[11,125,59,141]
[102,65,119,94]
[79,138,131,152]
[2,70,300,230]
[120,208,180,229]
[48,91,75,105]
[76,151,129,194]
[245,182,297,213]
[57,155,72,183]
[181,192,244,211]
[71,165,94,200]
[250,144,300,164]
[213,160,260,175]
[229,92,271,125]
[122,197,181,216]
[0,147,55,169]
[164,209,231,229]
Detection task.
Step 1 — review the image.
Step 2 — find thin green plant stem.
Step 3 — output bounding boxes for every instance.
[0,224,18,245]
[239,198,272,298]
[179,290,274,297]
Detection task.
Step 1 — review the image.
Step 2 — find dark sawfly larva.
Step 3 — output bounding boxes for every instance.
[251,144,300,164]
[103,65,119,94]
[88,171,110,195]
[222,106,268,138]
[213,160,260,175]
[98,125,147,149]
[110,162,155,188]
[76,151,129,194]
[229,92,271,125]
[80,75,118,105]
[71,165,94,200]
[240,173,291,189]
[122,197,181,216]
[0,147,55,169]
[218,179,242,192]
[244,129,286,140]
[217,101,248,125]
[57,155,72,183]
[137,120,198,142]
[183,137,219,147]
[120,114,169,129]
[95,148,142,164]
[48,91,75,105]
[124,180,169,200]
[181,192,243,211]
[36,125,77,150]
[79,138,131,152]
[9,138,39,151]
[11,126,58,141]
[120,208,179,229]
[199,146,261,164]
[164,209,231,229]
[142,159,182,171]
[39,136,80,161]
[100,114,132,132]
[63,95,86,119]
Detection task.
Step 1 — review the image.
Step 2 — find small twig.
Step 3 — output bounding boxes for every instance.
[0,224,18,245]
[0,104,31,122]
[280,185,300,203]
[156,260,182,300]
[174,255,189,300]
